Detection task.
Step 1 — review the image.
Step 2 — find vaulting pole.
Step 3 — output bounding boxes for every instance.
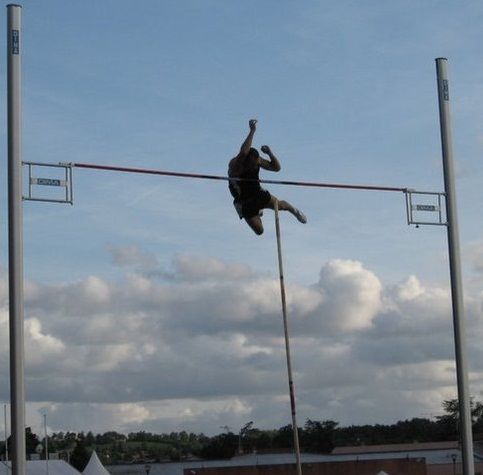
[7,4,26,475]
[274,200,302,475]
[436,58,474,475]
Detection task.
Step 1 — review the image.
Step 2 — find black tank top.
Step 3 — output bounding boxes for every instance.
[229,164,261,201]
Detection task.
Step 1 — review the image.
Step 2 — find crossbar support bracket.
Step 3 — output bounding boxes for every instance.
[23,161,73,204]
[405,189,446,226]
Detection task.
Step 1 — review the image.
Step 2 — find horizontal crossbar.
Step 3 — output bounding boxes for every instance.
[73,162,409,193]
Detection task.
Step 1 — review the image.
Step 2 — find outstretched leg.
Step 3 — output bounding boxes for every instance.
[266,195,307,223]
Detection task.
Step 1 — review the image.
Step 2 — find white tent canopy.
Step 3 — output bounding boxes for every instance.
[83,452,110,475]
[0,461,80,475]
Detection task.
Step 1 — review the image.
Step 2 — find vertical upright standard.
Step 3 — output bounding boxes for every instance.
[274,201,302,475]
[436,58,474,475]
[44,414,49,475]
[4,404,9,466]
[7,4,26,475]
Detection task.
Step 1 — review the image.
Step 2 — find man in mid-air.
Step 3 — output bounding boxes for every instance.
[228,119,307,235]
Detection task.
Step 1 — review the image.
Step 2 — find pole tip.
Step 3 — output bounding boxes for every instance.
[435,57,448,62]
[6,4,22,8]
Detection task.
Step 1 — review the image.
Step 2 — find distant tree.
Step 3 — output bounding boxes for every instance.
[200,433,237,459]
[26,427,41,455]
[393,418,437,443]
[436,397,483,438]
[70,441,90,471]
[7,427,40,455]
[178,431,189,444]
[65,432,77,446]
[238,422,254,454]
[302,420,338,453]
[85,431,95,446]
[128,431,149,442]
[95,431,122,445]
[439,398,483,424]
[243,428,273,452]
[272,425,295,449]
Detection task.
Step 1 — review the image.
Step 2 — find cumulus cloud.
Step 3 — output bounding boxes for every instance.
[108,247,257,282]
[1,253,481,435]
[396,275,425,301]
[168,255,256,282]
[312,259,382,331]
[25,318,65,365]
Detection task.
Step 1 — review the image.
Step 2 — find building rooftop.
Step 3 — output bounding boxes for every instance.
[332,441,459,455]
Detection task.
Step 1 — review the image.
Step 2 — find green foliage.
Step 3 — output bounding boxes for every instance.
[437,397,483,425]
[272,424,295,449]
[26,427,41,455]
[302,420,338,453]
[199,433,238,459]
[6,427,40,455]
[70,440,90,471]
[19,396,483,465]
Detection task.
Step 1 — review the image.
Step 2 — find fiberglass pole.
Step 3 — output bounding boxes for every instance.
[435,57,474,475]
[274,200,302,475]
[7,5,26,475]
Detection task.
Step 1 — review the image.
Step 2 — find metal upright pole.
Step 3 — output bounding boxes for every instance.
[4,404,8,465]
[435,57,474,475]
[274,201,302,475]
[44,414,49,475]
[7,5,26,475]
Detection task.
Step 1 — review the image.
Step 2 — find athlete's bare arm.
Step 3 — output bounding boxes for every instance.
[259,145,281,172]
[229,119,257,176]
[239,119,257,156]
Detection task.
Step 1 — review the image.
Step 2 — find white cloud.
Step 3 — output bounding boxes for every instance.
[1,254,481,435]
[117,403,151,425]
[109,245,159,270]
[25,318,65,365]
[82,276,111,304]
[169,255,256,282]
[314,259,382,331]
[396,275,425,300]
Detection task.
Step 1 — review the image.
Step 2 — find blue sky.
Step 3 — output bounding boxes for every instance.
[2,0,483,438]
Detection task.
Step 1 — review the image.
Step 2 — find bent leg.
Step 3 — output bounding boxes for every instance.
[266,195,296,213]
[265,195,307,223]
[245,215,264,235]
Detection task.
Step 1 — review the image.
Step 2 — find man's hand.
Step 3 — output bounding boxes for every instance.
[259,145,281,172]
[249,119,257,131]
[237,120,258,158]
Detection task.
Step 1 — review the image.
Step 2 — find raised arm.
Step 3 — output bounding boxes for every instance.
[239,119,257,156]
[229,119,258,177]
[259,145,281,172]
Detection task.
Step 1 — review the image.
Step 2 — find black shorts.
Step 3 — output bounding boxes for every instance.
[234,189,271,219]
